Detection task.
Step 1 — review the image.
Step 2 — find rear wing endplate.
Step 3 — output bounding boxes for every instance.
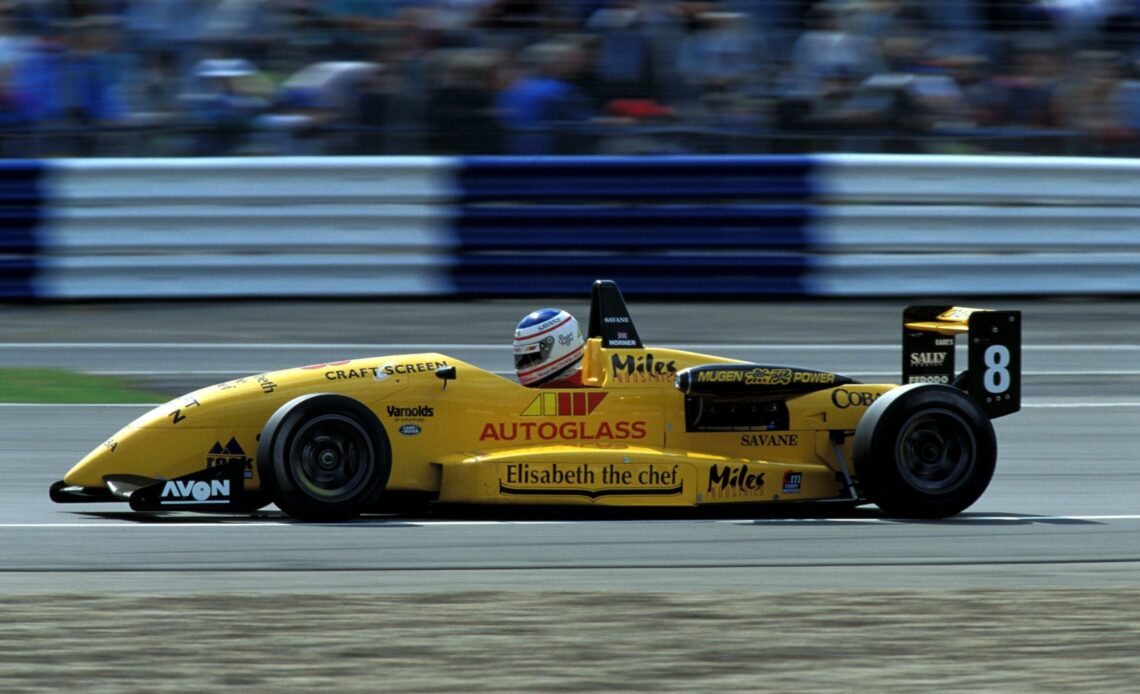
[587,280,643,349]
[903,306,1021,419]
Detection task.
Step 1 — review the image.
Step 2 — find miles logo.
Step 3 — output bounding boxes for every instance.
[707,464,765,494]
[611,353,676,383]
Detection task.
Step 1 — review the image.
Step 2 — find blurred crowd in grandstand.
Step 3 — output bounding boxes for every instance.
[0,0,1139,157]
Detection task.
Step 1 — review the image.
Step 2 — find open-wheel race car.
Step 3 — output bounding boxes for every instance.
[51,280,1021,520]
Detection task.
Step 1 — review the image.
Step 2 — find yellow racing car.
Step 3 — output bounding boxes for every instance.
[50,281,1021,520]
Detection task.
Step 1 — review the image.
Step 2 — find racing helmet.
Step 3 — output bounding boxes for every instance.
[513,308,585,386]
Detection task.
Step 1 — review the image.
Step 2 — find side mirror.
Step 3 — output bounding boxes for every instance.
[435,365,457,390]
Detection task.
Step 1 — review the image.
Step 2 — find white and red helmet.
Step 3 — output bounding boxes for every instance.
[513,308,584,386]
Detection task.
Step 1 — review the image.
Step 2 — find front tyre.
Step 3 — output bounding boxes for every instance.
[258,394,391,521]
[853,384,995,518]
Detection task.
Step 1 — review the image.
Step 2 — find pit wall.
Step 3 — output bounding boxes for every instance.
[2,155,1137,300]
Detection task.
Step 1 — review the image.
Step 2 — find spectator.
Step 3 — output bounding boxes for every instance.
[1054,49,1128,153]
[318,0,397,60]
[126,49,182,119]
[496,38,595,154]
[675,11,762,106]
[1030,0,1114,47]
[993,37,1061,129]
[261,59,381,154]
[183,58,270,155]
[199,0,280,65]
[784,3,883,99]
[0,0,1128,156]
[118,48,184,156]
[956,54,1008,128]
[777,2,883,137]
[475,0,546,41]
[1112,56,1140,153]
[123,0,214,73]
[13,15,128,155]
[425,48,503,153]
[585,0,656,103]
[0,3,32,144]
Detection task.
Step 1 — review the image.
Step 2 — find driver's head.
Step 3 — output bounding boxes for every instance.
[513,308,584,386]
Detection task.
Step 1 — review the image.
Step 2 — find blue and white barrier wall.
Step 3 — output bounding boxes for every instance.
[2,155,1138,299]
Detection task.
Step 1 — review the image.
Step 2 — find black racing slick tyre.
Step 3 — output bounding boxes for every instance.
[257,394,391,522]
[853,384,996,519]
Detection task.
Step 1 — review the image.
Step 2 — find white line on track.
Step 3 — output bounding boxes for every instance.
[92,370,271,376]
[1019,371,1140,376]
[2,342,1138,351]
[0,523,288,528]
[719,514,1140,524]
[6,514,1140,528]
[2,401,1139,409]
[84,369,1140,378]
[1022,403,1140,408]
[0,403,162,407]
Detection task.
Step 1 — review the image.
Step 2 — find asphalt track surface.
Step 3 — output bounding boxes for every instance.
[1,297,1137,595]
[4,298,1140,692]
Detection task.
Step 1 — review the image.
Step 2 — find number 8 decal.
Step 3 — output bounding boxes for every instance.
[983,345,1010,394]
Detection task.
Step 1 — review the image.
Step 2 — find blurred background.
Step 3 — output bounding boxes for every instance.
[3,7,1140,690]
[0,0,1138,158]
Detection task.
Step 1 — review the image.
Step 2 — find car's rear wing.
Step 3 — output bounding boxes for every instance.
[588,279,643,349]
[902,306,1021,419]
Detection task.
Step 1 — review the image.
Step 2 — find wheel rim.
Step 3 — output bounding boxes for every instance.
[894,408,976,493]
[287,414,374,501]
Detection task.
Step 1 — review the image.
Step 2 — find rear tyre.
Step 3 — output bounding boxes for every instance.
[853,384,995,518]
[257,394,391,521]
